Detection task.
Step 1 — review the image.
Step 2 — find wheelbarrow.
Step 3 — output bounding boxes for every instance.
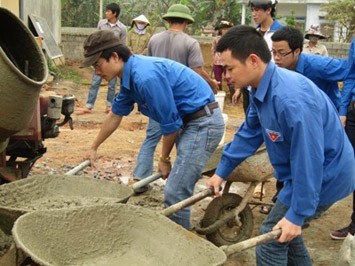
[0,158,163,236]
[11,204,282,266]
[198,145,275,246]
[0,174,133,235]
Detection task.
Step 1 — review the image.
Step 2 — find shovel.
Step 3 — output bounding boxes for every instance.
[220,228,282,255]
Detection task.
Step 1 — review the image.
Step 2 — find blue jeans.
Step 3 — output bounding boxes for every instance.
[133,118,162,179]
[86,72,117,109]
[164,107,225,229]
[256,200,331,266]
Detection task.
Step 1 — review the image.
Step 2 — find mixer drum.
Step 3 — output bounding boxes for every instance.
[0,7,48,151]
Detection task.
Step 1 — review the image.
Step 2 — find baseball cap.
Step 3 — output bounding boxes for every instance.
[80,30,121,68]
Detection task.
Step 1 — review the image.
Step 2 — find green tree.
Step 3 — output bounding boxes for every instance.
[321,0,355,42]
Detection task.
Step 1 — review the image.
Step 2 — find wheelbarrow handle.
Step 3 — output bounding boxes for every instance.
[220,228,282,256]
[132,173,163,192]
[161,187,214,217]
[65,160,91,176]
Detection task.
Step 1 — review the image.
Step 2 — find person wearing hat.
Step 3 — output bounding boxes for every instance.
[131,4,220,189]
[127,14,151,55]
[303,24,328,56]
[80,30,225,230]
[211,20,234,96]
[77,3,127,115]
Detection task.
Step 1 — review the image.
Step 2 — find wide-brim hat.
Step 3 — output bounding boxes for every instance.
[162,4,194,24]
[131,14,150,27]
[214,20,233,30]
[80,30,121,68]
[305,24,326,40]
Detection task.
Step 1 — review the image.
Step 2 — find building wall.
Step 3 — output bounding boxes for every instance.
[62,28,351,63]
[20,0,61,43]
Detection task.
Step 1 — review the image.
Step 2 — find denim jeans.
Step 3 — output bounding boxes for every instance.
[86,72,117,109]
[345,106,355,225]
[133,118,162,179]
[164,107,225,229]
[256,200,331,266]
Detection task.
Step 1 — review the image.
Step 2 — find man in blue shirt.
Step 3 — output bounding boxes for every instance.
[80,30,225,230]
[207,25,355,265]
[271,26,350,109]
[330,38,355,239]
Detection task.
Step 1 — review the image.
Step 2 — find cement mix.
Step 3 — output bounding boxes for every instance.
[0,175,133,234]
[12,204,227,266]
[0,229,12,256]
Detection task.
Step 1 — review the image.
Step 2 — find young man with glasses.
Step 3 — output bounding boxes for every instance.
[271,26,350,109]
[207,25,355,265]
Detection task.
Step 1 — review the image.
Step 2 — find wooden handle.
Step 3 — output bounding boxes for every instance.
[220,228,282,256]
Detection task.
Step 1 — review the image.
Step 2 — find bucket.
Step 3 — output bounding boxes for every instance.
[215,91,226,112]
[218,113,228,146]
[0,8,48,151]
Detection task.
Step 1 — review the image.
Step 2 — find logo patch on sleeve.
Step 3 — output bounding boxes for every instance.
[266,129,281,142]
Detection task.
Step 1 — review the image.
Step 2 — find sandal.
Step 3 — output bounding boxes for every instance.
[259,205,272,215]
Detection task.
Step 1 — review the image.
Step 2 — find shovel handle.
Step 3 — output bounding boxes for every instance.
[220,228,282,256]
[65,160,91,175]
[132,173,163,192]
[161,188,214,217]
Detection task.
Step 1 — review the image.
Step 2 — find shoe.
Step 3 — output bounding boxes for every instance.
[330,225,355,240]
[76,108,92,115]
[105,107,111,114]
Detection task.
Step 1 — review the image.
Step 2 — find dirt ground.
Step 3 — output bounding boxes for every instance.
[17,62,353,265]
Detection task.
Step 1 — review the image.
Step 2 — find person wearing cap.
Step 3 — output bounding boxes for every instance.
[303,24,328,56]
[206,25,355,265]
[81,30,225,230]
[127,15,151,55]
[77,3,127,115]
[131,4,220,189]
[211,20,235,102]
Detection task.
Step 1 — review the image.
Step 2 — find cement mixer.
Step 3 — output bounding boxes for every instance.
[0,7,74,182]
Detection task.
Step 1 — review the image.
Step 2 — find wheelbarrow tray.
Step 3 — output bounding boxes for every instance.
[12,204,227,266]
[0,175,133,234]
[203,144,274,182]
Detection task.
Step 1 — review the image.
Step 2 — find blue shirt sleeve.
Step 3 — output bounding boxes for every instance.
[278,98,324,226]
[216,102,264,179]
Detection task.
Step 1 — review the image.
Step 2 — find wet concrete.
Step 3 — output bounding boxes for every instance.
[0,175,133,234]
[13,204,227,266]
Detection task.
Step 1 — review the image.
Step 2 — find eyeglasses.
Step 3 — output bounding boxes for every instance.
[93,60,105,70]
[271,49,294,58]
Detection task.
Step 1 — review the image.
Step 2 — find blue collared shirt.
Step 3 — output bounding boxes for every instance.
[216,62,355,226]
[111,55,215,135]
[295,53,348,109]
[340,37,355,115]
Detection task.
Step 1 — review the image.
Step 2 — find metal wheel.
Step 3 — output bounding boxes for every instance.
[201,193,253,246]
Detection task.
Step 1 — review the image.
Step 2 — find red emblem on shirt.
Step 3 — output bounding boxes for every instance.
[266,129,281,142]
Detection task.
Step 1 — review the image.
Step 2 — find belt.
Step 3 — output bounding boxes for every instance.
[183,102,219,124]
[351,101,355,111]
